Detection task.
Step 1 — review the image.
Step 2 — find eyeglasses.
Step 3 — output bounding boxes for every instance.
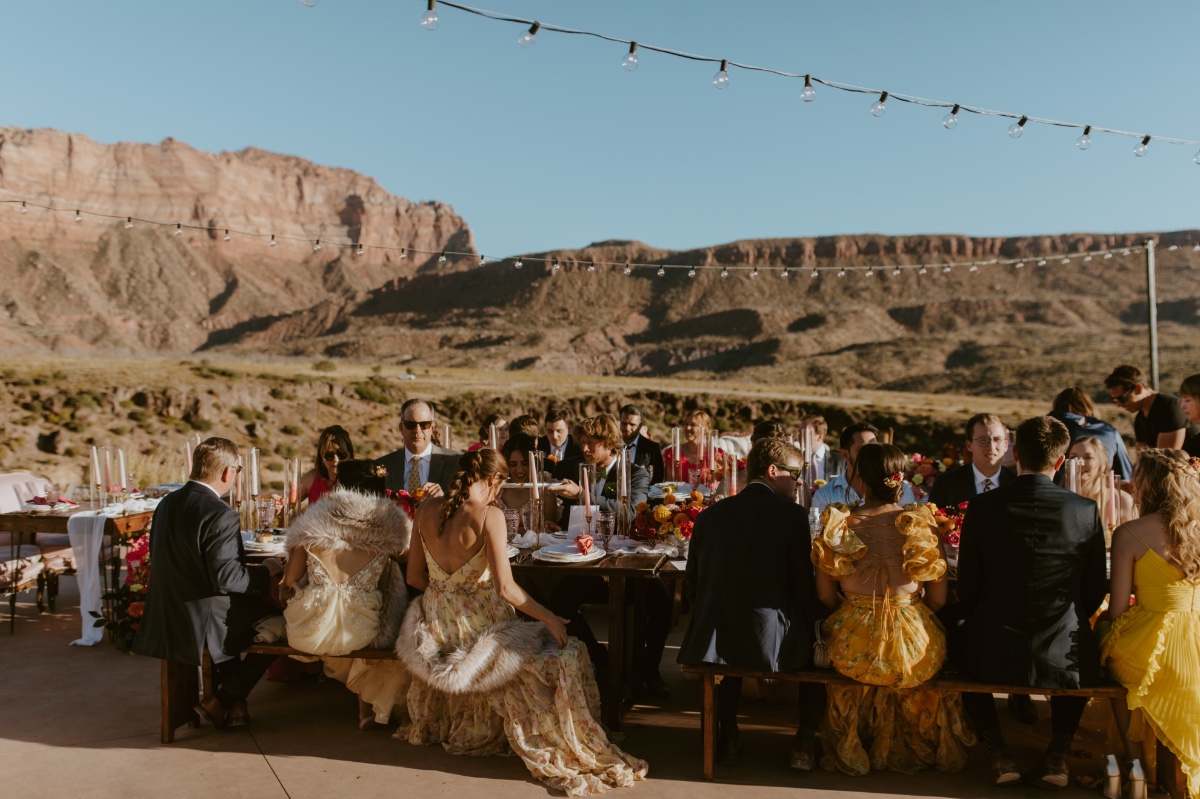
[1112,388,1135,405]
[972,436,1008,447]
[402,420,434,431]
[322,451,349,462]
[775,463,805,480]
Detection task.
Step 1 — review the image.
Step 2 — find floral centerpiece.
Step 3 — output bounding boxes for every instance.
[95,532,151,653]
[930,502,967,548]
[632,486,704,543]
[905,452,955,500]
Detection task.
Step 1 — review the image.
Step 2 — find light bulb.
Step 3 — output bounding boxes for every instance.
[712,59,730,90]
[942,265,952,274]
[892,268,902,276]
[1168,245,1177,251]
[356,244,364,256]
[518,22,540,49]
[313,239,322,252]
[1015,261,1025,269]
[780,268,789,278]
[551,259,560,272]
[174,223,183,236]
[969,264,978,272]
[864,268,874,277]
[624,265,633,275]
[1037,259,1047,266]
[125,217,134,229]
[398,249,407,260]
[1194,149,1200,165]
[420,0,439,31]
[656,266,666,277]
[1083,255,1093,262]
[918,266,927,275]
[1133,135,1150,157]
[720,267,729,278]
[870,91,888,117]
[1061,258,1070,264]
[621,42,639,72]
[1076,125,1092,150]
[750,267,758,278]
[942,103,960,130]
[19,201,27,214]
[223,230,231,241]
[1008,116,1028,138]
[687,267,697,278]
[810,269,819,278]
[837,269,846,277]
[801,75,816,103]
[586,262,595,272]
[1193,244,1200,252]
[515,258,524,269]
[439,252,448,264]
[268,235,277,247]
[480,255,487,265]
[1104,252,1113,259]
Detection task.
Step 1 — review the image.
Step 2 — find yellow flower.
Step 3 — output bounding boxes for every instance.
[663,493,678,505]
[813,479,827,488]
[636,502,649,514]
[653,505,673,524]
[689,490,704,503]
[673,512,691,527]
[942,458,955,468]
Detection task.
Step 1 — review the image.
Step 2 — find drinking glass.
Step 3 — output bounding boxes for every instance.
[256,496,277,532]
[502,508,521,542]
[45,483,60,505]
[595,510,615,548]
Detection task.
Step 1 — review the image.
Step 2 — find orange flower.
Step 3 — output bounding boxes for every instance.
[127,601,145,619]
[635,501,649,514]
[673,512,691,527]
[653,505,673,524]
[689,490,704,503]
[413,486,427,501]
[663,492,678,505]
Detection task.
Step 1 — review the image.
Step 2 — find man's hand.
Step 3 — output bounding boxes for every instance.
[547,479,582,500]
[420,482,444,499]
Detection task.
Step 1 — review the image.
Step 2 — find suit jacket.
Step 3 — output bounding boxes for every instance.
[678,483,820,671]
[378,445,462,494]
[553,459,649,527]
[956,473,1108,688]
[625,434,665,486]
[133,482,272,666]
[928,463,1016,511]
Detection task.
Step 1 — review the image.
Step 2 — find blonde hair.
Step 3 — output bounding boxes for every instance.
[1132,449,1200,580]
[1068,436,1111,504]
[439,449,508,536]
[191,438,239,483]
[685,410,713,429]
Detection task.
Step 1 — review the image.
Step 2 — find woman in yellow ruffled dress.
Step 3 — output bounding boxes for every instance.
[812,442,975,776]
[1101,449,1200,798]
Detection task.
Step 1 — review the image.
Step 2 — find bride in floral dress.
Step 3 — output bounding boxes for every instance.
[397,448,647,796]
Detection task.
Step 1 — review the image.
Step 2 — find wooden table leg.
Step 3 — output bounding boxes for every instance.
[702,672,716,781]
[161,659,200,744]
[604,575,626,731]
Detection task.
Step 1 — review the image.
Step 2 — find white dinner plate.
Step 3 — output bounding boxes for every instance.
[507,545,519,560]
[530,544,606,564]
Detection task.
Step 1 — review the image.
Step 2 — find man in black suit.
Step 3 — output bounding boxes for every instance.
[619,403,664,485]
[678,437,826,771]
[956,416,1108,788]
[134,438,283,728]
[928,412,1017,511]
[378,398,462,496]
[539,406,582,470]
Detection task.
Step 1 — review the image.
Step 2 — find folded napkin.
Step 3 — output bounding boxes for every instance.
[511,531,568,548]
[606,536,680,558]
[28,496,79,507]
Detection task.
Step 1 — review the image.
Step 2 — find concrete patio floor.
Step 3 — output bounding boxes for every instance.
[4,578,1134,799]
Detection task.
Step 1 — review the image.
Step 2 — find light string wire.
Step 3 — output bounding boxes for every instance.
[433,1,1200,150]
[5,196,1196,277]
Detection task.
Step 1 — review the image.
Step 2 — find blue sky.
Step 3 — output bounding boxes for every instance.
[2,1,1197,257]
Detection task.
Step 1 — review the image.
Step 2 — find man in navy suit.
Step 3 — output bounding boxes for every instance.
[929,412,1018,511]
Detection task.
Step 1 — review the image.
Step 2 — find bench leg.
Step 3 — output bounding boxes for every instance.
[161,659,200,744]
[701,673,715,781]
[1156,739,1188,799]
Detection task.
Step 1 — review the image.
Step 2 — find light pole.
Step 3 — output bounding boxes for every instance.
[1145,239,1159,391]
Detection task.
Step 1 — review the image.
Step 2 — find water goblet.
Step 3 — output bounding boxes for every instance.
[502,508,521,543]
[256,496,277,533]
[595,510,615,549]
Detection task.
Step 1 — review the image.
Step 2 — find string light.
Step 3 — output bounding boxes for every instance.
[801,74,816,103]
[268,235,277,247]
[892,267,902,276]
[943,265,952,273]
[480,254,487,264]
[1037,259,1047,266]
[837,268,846,277]
[1194,149,1200,165]
[551,259,560,272]
[621,42,638,72]
[657,266,666,277]
[1133,135,1151,157]
[687,267,697,277]
[440,251,449,264]
[19,201,28,214]
[515,257,523,268]
[74,210,83,222]
[517,21,540,49]
[174,223,183,236]
[1077,125,1093,150]
[223,230,231,241]
[356,244,365,255]
[810,268,819,278]
[1014,261,1024,269]
[420,0,439,30]
[313,239,322,251]
[586,262,595,272]
[942,104,960,130]
[720,267,729,278]
[399,248,407,259]
[969,264,979,272]
[870,91,888,117]
[124,217,134,229]
[780,267,789,278]
[750,267,758,278]
[1083,255,1093,262]
[712,59,730,90]
[1008,116,1028,138]
[864,267,874,277]
[623,265,632,275]
[918,266,927,275]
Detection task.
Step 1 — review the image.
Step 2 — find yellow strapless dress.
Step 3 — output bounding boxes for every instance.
[1101,548,1200,799]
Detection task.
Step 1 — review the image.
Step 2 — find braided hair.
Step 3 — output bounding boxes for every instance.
[1132,449,1200,580]
[438,448,509,536]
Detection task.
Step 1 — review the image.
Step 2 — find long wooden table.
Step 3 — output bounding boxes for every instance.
[0,508,154,627]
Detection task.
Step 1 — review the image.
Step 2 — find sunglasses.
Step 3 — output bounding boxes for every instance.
[775,463,805,480]
[402,420,434,431]
[322,451,349,462]
[1112,388,1135,405]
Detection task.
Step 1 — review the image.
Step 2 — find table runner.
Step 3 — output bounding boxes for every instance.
[67,512,109,646]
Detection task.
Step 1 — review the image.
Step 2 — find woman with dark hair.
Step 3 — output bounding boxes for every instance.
[1101,449,1200,797]
[398,449,647,795]
[297,425,355,505]
[466,413,509,453]
[1049,387,1134,479]
[498,433,560,531]
[1180,374,1200,456]
[812,443,973,775]
[283,458,412,729]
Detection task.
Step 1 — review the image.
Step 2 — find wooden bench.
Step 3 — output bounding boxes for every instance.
[679,663,1189,797]
[160,643,397,743]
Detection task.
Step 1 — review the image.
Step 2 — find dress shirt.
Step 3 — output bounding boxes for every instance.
[403,442,433,488]
[811,445,829,481]
[972,464,1002,495]
[811,473,918,515]
[594,456,617,499]
[624,437,639,464]
[549,442,567,461]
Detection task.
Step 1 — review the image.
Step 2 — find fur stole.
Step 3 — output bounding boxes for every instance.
[286,488,412,648]
[395,600,555,695]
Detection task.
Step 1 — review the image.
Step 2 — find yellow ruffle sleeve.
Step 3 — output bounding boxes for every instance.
[896,504,947,583]
[812,503,867,578]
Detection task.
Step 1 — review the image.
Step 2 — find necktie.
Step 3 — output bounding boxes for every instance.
[408,455,422,495]
[982,477,994,492]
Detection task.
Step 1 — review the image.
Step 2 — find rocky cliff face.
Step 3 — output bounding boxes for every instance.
[2,126,1198,400]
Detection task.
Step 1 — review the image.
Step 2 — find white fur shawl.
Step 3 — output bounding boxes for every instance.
[395,600,555,695]
[286,488,412,648]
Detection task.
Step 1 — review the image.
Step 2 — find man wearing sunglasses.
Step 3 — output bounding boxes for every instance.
[1105,364,1199,451]
[378,398,462,498]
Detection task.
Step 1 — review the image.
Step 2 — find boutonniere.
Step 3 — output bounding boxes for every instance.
[546,454,559,464]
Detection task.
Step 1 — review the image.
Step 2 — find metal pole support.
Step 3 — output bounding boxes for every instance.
[1145,240,1159,391]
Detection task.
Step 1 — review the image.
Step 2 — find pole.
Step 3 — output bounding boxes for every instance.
[1145,240,1159,391]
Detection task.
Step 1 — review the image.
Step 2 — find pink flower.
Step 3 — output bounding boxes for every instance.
[946,531,961,547]
[957,501,970,512]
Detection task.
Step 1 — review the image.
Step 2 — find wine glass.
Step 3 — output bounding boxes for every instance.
[255,496,276,533]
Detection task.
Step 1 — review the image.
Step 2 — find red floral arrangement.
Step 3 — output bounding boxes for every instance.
[930,501,970,547]
[95,532,151,652]
[632,488,704,541]
[385,489,417,517]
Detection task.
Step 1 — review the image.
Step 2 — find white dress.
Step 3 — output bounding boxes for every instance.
[284,547,411,723]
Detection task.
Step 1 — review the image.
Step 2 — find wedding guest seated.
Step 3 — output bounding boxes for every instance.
[466,413,508,453]
[812,422,916,515]
[1106,364,1200,451]
[378,399,461,498]
[662,410,726,485]
[540,406,581,469]
[798,415,843,480]
[726,419,787,491]
[813,443,974,775]
[678,437,827,770]
[1067,437,1136,538]
[1049,387,1134,479]
[957,416,1108,788]
[508,413,543,443]
[546,414,668,698]
[1179,374,1200,456]
[498,433,560,532]
[134,437,284,729]
[399,449,647,794]
[619,403,664,484]
[283,459,412,729]
[298,425,355,505]
[928,413,1016,511]
[1100,449,1200,799]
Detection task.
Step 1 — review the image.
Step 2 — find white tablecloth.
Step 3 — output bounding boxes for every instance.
[67,512,109,646]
